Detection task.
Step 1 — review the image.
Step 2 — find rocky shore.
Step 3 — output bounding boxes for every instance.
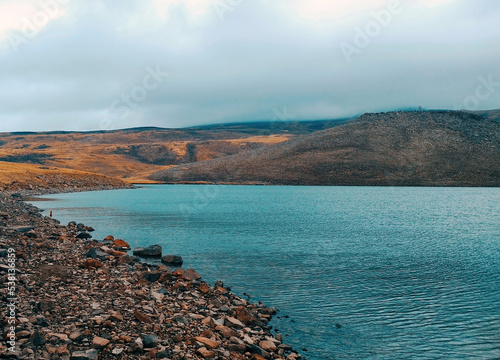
[0,190,301,360]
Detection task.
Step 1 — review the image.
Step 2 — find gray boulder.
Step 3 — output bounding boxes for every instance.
[161,255,183,266]
[133,245,162,257]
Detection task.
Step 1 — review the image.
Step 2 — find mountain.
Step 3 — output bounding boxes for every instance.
[150,111,500,186]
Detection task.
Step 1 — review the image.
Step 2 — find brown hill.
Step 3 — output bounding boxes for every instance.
[150,111,500,186]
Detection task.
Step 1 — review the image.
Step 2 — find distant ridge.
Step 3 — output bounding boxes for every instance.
[150,110,500,187]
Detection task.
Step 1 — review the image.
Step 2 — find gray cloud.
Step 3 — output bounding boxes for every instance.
[0,0,499,132]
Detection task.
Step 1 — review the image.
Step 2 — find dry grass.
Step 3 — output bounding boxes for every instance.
[0,129,292,185]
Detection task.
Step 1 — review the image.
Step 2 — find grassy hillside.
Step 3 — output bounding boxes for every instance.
[0,127,298,184]
[150,111,500,186]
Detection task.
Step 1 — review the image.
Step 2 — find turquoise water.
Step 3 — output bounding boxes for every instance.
[31,185,500,360]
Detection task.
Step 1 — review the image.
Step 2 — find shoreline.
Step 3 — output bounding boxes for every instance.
[0,188,302,360]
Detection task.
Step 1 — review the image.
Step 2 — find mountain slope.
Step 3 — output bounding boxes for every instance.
[150,111,500,186]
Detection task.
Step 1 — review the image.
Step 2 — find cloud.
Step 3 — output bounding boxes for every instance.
[0,0,68,46]
[0,0,499,132]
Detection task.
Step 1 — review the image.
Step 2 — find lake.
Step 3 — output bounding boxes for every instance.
[30,185,500,360]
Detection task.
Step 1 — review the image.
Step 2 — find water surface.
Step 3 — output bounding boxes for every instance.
[31,185,500,360]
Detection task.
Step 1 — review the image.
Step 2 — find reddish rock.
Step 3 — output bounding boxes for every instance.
[196,347,215,359]
[173,268,186,277]
[110,250,127,257]
[134,309,153,324]
[92,336,110,348]
[194,336,220,349]
[110,312,123,322]
[84,259,103,269]
[113,239,130,248]
[104,235,114,241]
[198,282,211,293]
[215,325,238,338]
[235,306,256,325]
[259,340,277,352]
[185,268,202,280]
[251,355,268,360]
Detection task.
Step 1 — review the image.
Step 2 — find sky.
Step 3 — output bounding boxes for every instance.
[0,0,499,132]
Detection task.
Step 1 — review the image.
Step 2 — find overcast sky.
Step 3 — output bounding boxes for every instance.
[0,0,499,132]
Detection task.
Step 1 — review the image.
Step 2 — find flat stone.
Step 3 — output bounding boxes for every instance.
[92,336,110,348]
[194,336,220,349]
[133,244,162,257]
[224,316,245,329]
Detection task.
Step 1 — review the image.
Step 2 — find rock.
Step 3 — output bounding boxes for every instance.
[30,330,45,347]
[85,247,108,260]
[156,349,172,358]
[0,249,7,257]
[84,259,103,269]
[215,325,238,338]
[224,316,245,329]
[228,343,246,353]
[198,282,211,293]
[68,221,76,227]
[36,300,55,312]
[92,336,110,348]
[173,268,185,277]
[194,336,220,349]
[133,244,162,257]
[134,309,153,323]
[259,340,277,352]
[113,239,130,249]
[103,235,114,241]
[70,349,99,360]
[236,306,256,325]
[76,232,92,239]
[248,344,271,358]
[111,347,124,355]
[142,334,159,348]
[185,268,202,280]
[196,347,215,359]
[161,255,183,266]
[69,331,83,342]
[110,312,123,322]
[143,272,161,283]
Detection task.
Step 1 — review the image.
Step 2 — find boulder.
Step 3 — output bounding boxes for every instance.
[161,255,183,266]
[133,244,162,257]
